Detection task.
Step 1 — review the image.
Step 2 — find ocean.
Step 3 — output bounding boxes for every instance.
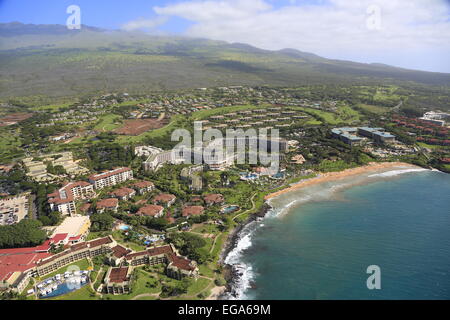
[224,168,450,300]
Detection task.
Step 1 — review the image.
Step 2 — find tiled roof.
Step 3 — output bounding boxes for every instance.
[36,237,112,267]
[88,236,113,248]
[182,206,204,217]
[0,252,51,282]
[131,181,154,189]
[168,253,196,271]
[137,204,164,217]
[110,187,135,198]
[153,193,176,203]
[50,233,69,244]
[111,245,132,258]
[125,245,173,261]
[79,203,91,212]
[96,198,118,209]
[107,267,129,283]
[47,181,93,205]
[203,194,224,204]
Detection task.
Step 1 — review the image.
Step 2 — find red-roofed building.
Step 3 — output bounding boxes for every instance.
[0,247,51,293]
[153,193,176,207]
[109,187,136,201]
[50,233,69,246]
[104,267,131,295]
[96,198,119,213]
[182,206,204,217]
[167,254,199,279]
[137,204,164,218]
[79,203,92,214]
[47,181,95,216]
[203,194,224,206]
[131,181,155,195]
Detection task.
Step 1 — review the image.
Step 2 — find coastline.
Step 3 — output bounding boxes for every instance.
[214,161,421,300]
[264,161,418,201]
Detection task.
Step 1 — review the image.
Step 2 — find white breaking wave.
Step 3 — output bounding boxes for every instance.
[223,222,258,300]
[223,166,434,299]
[223,197,309,299]
[368,168,429,178]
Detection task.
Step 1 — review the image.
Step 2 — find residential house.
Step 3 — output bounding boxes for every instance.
[131,181,155,195]
[137,204,164,218]
[96,198,119,213]
[182,206,204,217]
[152,194,176,207]
[203,194,224,206]
[109,187,136,201]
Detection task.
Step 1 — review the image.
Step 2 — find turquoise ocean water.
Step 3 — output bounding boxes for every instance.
[224,168,450,300]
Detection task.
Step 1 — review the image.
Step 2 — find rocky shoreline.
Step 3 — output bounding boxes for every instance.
[217,202,271,299]
[215,161,423,299]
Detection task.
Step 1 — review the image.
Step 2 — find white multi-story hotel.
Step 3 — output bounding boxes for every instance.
[47,181,95,216]
[88,167,133,189]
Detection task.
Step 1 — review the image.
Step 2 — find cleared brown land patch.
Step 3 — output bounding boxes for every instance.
[114,118,166,136]
[0,113,33,126]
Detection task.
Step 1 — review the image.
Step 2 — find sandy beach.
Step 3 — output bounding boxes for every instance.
[264,162,418,201]
[217,161,420,300]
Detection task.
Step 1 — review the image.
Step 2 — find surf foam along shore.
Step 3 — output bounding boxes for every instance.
[218,162,425,300]
[264,162,419,201]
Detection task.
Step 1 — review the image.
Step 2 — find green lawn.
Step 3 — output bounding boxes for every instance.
[102,268,162,300]
[87,231,112,240]
[30,102,74,112]
[93,269,106,291]
[417,142,442,150]
[198,263,216,278]
[210,233,226,261]
[111,230,146,252]
[0,129,23,162]
[358,103,391,114]
[94,114,123,131]
[191,224,219,234]
[184,278,213,298]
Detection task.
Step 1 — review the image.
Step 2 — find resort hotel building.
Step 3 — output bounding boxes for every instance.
[1,235,199,294]
[143,136,288,172]
[47,181,95,216]
[88,167,133,189]
[331,127,395,145]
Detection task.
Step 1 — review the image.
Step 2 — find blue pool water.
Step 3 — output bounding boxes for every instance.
[222,205,240,214]
[41,282,88,299]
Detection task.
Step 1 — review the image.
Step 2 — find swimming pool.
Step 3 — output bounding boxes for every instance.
[221,205,239,214]
[119,225,131,231]
[40,281,88,299]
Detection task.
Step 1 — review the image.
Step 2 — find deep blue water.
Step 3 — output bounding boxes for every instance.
[234,170,450,299]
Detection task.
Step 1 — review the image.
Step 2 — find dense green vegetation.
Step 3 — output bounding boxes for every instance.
[0,219,47,248]
[90,213,114,232]
[167,232,210,264]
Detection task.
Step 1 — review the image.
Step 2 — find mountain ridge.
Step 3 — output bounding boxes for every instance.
[1,22,449,99]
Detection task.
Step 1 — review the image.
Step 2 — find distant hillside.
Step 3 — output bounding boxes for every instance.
[1,22,450,99]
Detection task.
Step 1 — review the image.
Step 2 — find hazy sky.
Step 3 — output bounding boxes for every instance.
[1,0,449,73]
